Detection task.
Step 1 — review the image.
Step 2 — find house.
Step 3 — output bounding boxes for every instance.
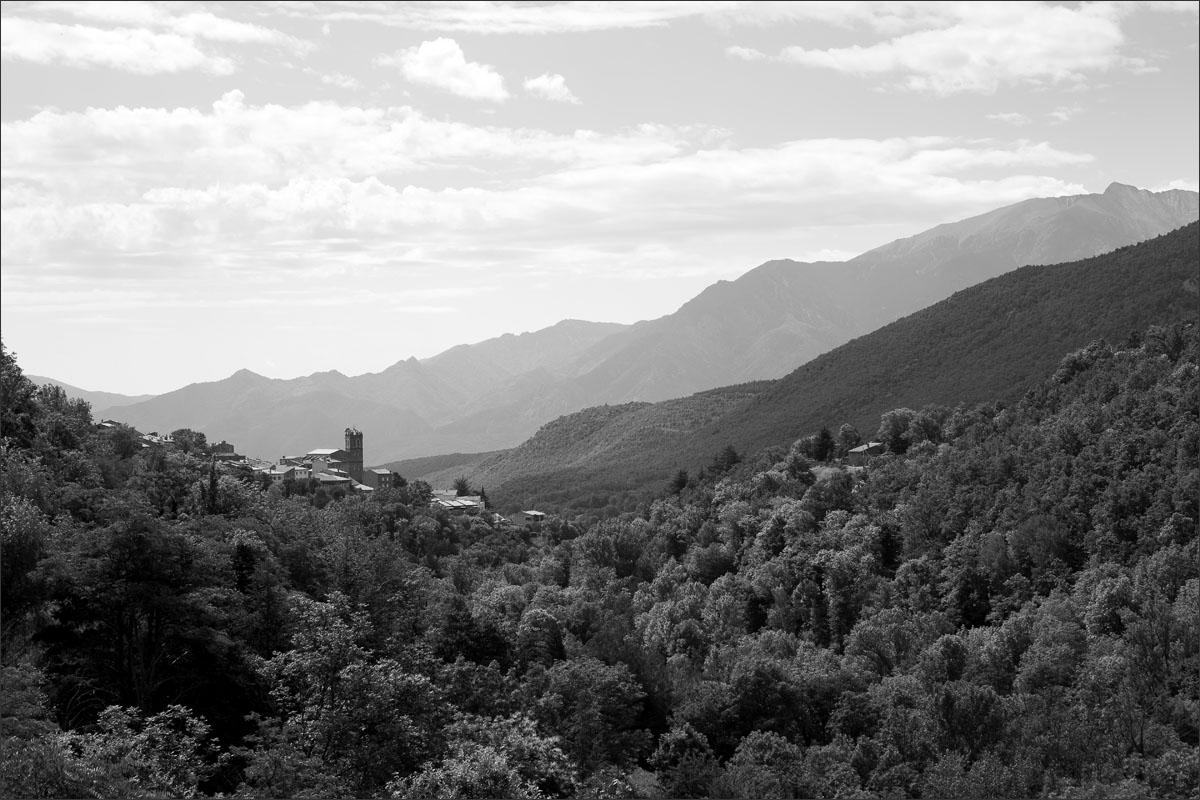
[266,465,295,483]
[315,470,353,490]
[510,510,546,527]
[140,431,176,447]
[365,468,398,490]
[847,441,885,466]
[432,491,485,514]
[309,457,344,475]
[306,447,349,462]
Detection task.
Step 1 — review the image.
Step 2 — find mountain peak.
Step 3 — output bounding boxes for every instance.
[1104,181,1143,195]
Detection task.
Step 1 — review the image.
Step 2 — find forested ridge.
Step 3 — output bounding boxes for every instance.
[1,317,1197,798]
[487,222,1199,517]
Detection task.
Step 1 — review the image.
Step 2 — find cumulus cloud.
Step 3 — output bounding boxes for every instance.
[379,38,508,102]
[524,73,581,104]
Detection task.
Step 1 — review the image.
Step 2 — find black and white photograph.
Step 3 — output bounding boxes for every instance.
[1,1,1197,797]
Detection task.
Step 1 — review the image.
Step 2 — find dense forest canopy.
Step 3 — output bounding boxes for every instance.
[1,317,1197,798]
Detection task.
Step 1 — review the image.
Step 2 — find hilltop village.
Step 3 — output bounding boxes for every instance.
[98,420,545,523]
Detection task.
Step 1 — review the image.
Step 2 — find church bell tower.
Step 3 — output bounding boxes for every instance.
[344,427,363,483]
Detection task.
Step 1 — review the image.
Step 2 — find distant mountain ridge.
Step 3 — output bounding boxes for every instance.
[469,222,1199,514]
[842,181,1199,327]
[91,319,628,459]
[82,183,1197,463]
[26,376,155,414]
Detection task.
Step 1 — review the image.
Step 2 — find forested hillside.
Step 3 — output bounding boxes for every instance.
[487,222,1199,515]
[2,316,1196,798]
[409,382,771,495]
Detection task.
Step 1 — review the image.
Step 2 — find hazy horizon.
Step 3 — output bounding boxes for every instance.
[3,0,1198,395]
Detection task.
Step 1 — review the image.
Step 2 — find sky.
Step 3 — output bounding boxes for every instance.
[2,1,1198,396]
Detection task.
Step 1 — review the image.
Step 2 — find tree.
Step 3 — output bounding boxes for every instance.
[524,657,651,775]
[836,424,862,458]
[1,497,51,627]
[37,511,237,721]
[713,731,804,799]
[389,713,576,800]
[649,721,721,798]
[1,704,225,798]
[876,408,917,454]
[454,475,473,497]
[0,341,39,449]
[812,427,836,462]
[170,428,208,455]
[250,592,449,795]
[711,445,741,476]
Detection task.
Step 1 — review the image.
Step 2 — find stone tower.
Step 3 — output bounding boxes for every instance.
[344,427,363,483]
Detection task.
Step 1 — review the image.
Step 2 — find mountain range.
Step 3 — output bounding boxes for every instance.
[75,182,1197,464]
[26,377,155,413]
[409,221,1199,513]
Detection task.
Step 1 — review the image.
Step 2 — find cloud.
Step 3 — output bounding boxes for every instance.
[757,3,1145,94]
[263,1,1198,37]
[5,88,1106,392]
[2,89,1097,280]
[31,1,170,27]
[0,17,235,74]
[1143,1,1200,15]
[524,73,580,104]
[171,11,311,51]
[266,1,984,36]
[306,69,362,90]
[1,3,311,73]
[0,94,696,211]
[378,38,508,102]
[726,45,767,61]
[1151,178,1200,192]
[987,112,1032,126]
[272,1,717,34]
[1047,105,1084,124]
